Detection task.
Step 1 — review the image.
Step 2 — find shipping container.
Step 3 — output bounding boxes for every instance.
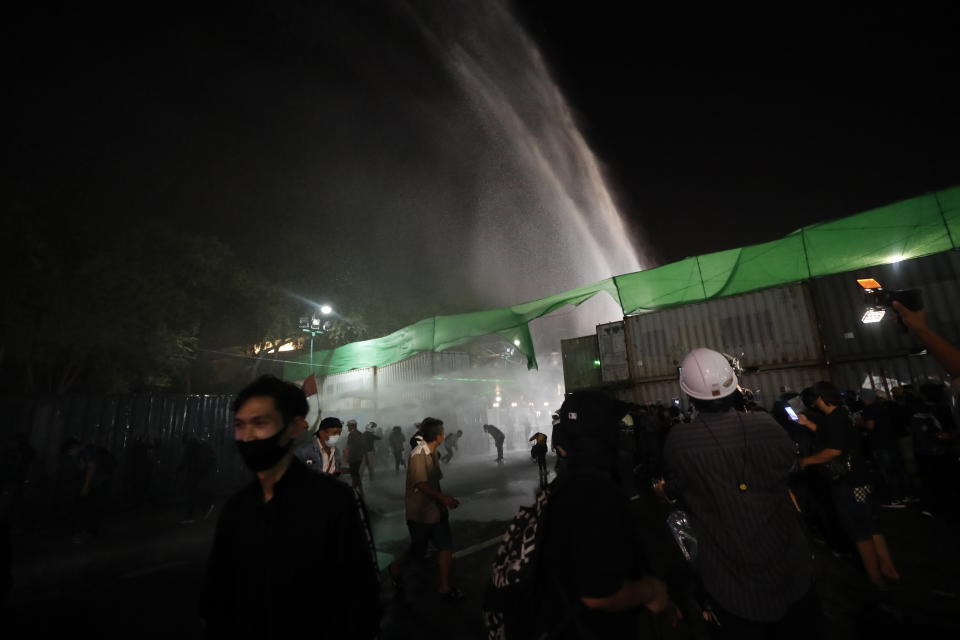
[376,351,471,388]
[810,250,960,363]
[561,335,603,391]
[623,282,822,381]
[612,365,828,411]
[830,355,950,396]
[598,321,630,383]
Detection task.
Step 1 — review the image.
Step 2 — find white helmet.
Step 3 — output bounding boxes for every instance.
[679,348,738,400]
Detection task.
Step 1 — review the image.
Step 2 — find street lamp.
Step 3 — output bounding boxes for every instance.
[298,306,334,369]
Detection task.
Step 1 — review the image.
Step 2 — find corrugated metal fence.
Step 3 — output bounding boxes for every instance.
[1,393,247,519]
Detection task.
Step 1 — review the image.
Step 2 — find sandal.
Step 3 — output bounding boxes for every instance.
[439,587,464,600]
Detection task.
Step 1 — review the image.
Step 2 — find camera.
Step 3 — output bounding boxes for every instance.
[857,278,923,327]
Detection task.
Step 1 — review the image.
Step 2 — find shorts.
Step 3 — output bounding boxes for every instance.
[406,517,453,558]
[832,483,879,542]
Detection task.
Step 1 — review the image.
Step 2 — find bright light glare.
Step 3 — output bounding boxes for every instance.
[543,402,550,406]
[320,305,333,315]
[513,339,521,347]
[492,402,500,408]
[862,309,886,324]
[495,396,502,402]
[887,254,905,264]
[510,402,518,407]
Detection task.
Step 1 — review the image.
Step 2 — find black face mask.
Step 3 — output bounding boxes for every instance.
[236,425,292,472]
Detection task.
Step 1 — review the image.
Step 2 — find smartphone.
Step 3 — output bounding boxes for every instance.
[787,395,805,414]
[784,406,800,422]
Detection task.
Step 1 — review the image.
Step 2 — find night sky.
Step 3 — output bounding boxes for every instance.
[7,3,960,326]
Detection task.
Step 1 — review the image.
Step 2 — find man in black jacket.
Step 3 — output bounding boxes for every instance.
[200,376,380,639]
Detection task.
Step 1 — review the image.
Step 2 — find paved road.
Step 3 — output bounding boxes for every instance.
[4,447,960,639]
[3,448,542,639]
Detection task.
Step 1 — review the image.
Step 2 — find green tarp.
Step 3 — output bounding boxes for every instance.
[285,185,960,380]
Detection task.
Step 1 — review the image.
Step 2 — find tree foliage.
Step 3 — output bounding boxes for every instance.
[1,213,297,394]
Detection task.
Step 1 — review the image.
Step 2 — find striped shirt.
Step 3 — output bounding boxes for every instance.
[664,409,812,622]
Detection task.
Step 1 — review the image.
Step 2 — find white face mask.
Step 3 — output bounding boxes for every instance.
[323,433,341,448]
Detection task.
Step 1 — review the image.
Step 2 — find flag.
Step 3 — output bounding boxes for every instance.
[302,375,321,432]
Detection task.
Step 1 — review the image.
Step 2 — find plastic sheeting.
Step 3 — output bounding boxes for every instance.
[284,185,960,379]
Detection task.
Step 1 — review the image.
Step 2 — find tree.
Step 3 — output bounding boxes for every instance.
[0,213,288,394]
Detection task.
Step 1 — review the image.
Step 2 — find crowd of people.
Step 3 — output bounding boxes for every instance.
[4,301,958,638]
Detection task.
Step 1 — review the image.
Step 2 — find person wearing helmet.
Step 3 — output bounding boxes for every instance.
[660,348,820,637]
[538,391,675,637]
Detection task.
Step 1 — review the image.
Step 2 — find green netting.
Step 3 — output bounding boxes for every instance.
[284,185,960,379]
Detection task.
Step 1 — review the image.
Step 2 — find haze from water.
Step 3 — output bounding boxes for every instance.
[404,0,644,350]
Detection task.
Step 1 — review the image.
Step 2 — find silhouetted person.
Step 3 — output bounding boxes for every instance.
[200,376,380,639]
[529,431,548,480]
[389,426,406,472]
[123,435,158,509]
[178,435,216,524]
[61,438,116,543]
[345,419,365,496]
[483,424,506,464]
[442,429,463,464]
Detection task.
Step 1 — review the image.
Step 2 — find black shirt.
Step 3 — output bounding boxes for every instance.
[541,470,648,638]
[664,410,812,622]
[813,408,868,486]
[861,401,897,451]
[200,458,380,639]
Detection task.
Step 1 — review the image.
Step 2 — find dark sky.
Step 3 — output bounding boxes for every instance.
[7,3,960,325]
[515,6,960,261]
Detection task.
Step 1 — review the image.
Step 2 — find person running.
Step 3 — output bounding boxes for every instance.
[388,417,463,599]
[483,424,506,464]
[441,429,463,464]
[529,431,548,479]
[388,426,407,473]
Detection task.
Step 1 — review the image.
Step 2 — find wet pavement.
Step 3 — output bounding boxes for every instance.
[3,447,960,639]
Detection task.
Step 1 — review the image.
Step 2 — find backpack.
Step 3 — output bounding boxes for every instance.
[482,483,554,640]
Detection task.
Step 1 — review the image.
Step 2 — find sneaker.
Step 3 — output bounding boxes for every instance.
[881,500,907,509]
